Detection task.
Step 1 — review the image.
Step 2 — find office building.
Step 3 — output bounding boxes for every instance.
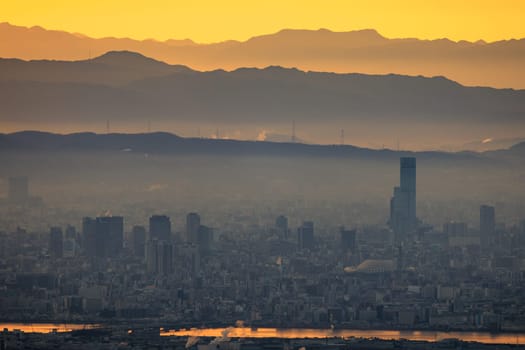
[146,239,173,275]
[186,213,201,243]
[131,225,146,258]
[480,205,495,248]
[149,215,171,241]
[197,225,213,254]
[298,221,315,249]
[82,217,97,256]
[275,215,289,239]
[63,225,77,258]
[82,216,123,258]
[340,227,357,254]
[49,227,63,258]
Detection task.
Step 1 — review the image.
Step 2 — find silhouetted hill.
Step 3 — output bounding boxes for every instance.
[0,131,489,163]
[1,22,525,88]
[2,131,523,210]
[0,50,193,85]
[1,55,524,150]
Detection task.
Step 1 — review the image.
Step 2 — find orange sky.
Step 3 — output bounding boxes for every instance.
[1,0,524,43]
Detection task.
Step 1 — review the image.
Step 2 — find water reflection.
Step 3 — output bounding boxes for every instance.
[1,323,99,333]
[161,327,524,345]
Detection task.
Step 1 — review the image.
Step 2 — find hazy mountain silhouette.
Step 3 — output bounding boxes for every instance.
[1,51,524,150]
[0,131,488,162]
[1,23,524,89]
[0,51,191,85]
[2,132,524,211]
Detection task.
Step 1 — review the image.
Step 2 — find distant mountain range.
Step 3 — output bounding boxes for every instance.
[1,22,525,89]
[1,51,525,150]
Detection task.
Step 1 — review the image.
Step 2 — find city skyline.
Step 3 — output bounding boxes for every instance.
[1,1,524,348]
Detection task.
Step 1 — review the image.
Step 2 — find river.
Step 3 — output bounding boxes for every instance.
[1,323,523,345]
[160,327,525,345]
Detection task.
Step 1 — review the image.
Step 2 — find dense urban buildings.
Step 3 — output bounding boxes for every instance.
[1,158,525,347]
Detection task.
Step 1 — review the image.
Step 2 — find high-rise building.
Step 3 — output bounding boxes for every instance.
[389,157,417,242]
[82,217,97,256]
[197,225,213,254]
[275,215,289,239]
[49,227,63,258]
[340,227,357,253]
[186,213,201,243]
[149,215,171,241]
[131,225,146,258]
[298,221,314,249]
[63,225,77,258]
[8,176,29,203]
[480,205,495,248]
[146,239,173,275]
[82,216,123,258]
[96,216,124,258]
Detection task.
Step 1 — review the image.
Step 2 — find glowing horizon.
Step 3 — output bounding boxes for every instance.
[1,0,525,43]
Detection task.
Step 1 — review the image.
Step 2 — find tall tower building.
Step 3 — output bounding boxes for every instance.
[340,227,357,254]
[197,225,213,254]
[63,225,77,258]
[146,239,173,275]
[275,215,289,239]
[82,217,97,256]
[149,215,171,241]
[83,216,123,258]
[480,205,495,249]
[389,157,417,242]
[8,176,29,203]
[131,225,146,258]
[297,221,315,250]
[49,227,63,258]
[95,216,124,258]
[400,157,416,223]
[186,213,201,243]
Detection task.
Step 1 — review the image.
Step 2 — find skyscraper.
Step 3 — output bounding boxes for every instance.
[131,225,146,258]
[49,227,63,258]
[82,216,123,258]
[340,227,357,254]
[82,217,97,256]
[95,216,124,258]
[63,225,77,258]
[146,239,173,275]
[186,213,201,243]
[8,176,29,204]
[197,225,213,254]
[389,157,417,242]
[400,157,416,223]
[149,215,171,241]
[275,215,289,239]
[298,221,315,250]
[480,205,495,249]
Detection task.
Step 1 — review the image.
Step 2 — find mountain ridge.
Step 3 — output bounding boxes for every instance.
[2,22,525,89]
[0,130,484,160]
[1,51,525,149]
